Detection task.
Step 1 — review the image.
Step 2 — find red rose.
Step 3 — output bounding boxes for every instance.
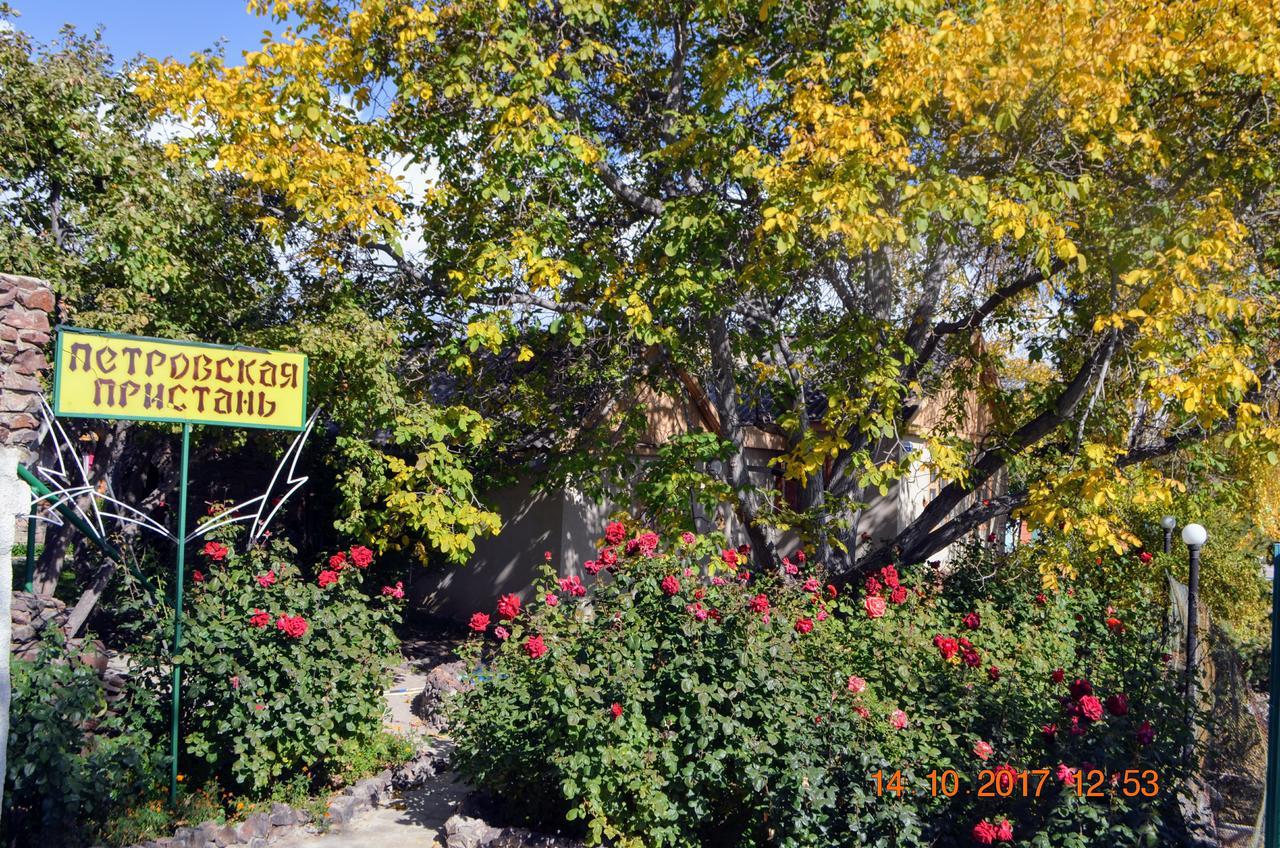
[202,541,228,561]
[636,531,659,555]
[249,608,270,629]
[1078,694,1104,721]
[256,571,277,588]
[1105,693,1129,716]
[1069,677,1093,698]
[1051,668,1065,684]
[469,612,490,632]
[328,552,347,570]
[350,545,374,568]
[879,565,900,588]
[794,617,814,634]
[318,569,339,588]
[864,576,882,597]
[1035,592,1048,605]
[889,585,908,604]
[559,575,587,597]
[660,575,681,595]
[865,595,887,619]
[583,559,602,575]
[720,548,739,568]
[1106,616,1125,634]
[933,635,959,660]
[972,820,997,845]
[995,819,1013,842]
[826,583,838,599]
[1139,551,1153,563]
[1136,720,1155,745]
[987,666,1000,682]
[794,549,805,562]
[610,702,623,719]
[275,614,308,639]
[192,570,204,583]
[962,611,981,630]
[496,593,522,620]
[599,547,618,567]
[604,521,627,545]
[1041,723,1058,744]
[523,634,548,659]
[749,593,771,614]
[803,577,820,592]
[961,647,981,668]
[381,581,405,599]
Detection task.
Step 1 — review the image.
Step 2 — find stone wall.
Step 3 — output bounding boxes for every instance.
[0,273,53,464]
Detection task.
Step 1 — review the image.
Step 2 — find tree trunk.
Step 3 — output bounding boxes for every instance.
[708,313,776,569]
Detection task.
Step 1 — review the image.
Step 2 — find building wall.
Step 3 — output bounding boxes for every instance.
[408,479,565,622]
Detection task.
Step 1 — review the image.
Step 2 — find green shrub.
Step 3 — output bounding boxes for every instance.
[177,526,403,794]
[4,630,160,844]
[449,526,1191,847]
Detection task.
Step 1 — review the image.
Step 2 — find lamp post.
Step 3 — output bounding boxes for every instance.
[1181,523,1207,704]
[1161,515,1177,554]
[1264,543,1280,848]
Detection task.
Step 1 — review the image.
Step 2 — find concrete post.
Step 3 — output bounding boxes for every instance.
[0,446,33,818]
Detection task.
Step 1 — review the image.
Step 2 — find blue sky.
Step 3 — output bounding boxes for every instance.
[10,1,272,64]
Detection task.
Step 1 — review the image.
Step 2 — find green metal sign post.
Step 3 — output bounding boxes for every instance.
[1266,542,1280,848]
[169,423,191,804]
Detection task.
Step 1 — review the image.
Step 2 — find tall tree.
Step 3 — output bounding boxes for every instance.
[0,23,498,601]
[138,0,1280,578]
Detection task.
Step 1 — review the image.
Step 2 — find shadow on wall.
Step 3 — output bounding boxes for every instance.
[409,479,593,624]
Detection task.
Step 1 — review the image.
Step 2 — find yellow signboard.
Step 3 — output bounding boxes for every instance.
[53,327,308,430]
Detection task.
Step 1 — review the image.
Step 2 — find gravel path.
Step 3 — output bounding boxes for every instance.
[277,631,469,847]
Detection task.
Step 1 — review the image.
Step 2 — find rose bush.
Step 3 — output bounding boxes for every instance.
[450,529,1191,847]
[176,524,403,793]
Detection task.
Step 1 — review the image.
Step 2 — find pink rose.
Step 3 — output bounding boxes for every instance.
[890,709,908,730]
[973,740,993,760]
[847,675,866,694]
[864,595,887,619]
[660,575,681,595]
[494,626,510,641]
